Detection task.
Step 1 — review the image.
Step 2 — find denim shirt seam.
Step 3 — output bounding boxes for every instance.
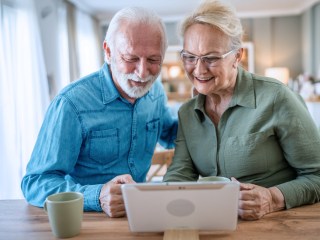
[149,90,164,102]
[60,93,87,139]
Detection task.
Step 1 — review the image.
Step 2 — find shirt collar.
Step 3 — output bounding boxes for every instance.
[194,67,256,122]
[100,63,121,104]
[230,66,256,109]
[99,63,156,104]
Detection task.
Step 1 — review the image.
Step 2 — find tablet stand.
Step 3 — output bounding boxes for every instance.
[164,229,199,240]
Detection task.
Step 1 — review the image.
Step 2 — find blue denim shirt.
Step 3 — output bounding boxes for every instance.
[21,63,177,211]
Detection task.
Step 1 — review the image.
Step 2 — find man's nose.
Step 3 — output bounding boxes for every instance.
[135,59,149,79]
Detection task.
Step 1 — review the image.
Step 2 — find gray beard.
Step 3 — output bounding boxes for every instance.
[110,58,159,99]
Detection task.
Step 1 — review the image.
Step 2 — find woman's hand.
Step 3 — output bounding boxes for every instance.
[99,174,135,218]
[232,177,285,220]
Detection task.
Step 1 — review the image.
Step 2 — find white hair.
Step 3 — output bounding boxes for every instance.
[105,6,168,60]
[180,0,243,50]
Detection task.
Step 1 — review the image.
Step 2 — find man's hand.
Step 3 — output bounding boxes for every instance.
[99,174,136,218]
[232,177,285,220]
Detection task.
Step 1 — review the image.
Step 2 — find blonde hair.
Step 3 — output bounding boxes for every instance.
[180,0,243,49]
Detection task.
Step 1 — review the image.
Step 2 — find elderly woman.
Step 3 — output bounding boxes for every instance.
[163,0,320,220]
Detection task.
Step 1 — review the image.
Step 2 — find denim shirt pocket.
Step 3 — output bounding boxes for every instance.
[89,128,119,163]
[223,129,274,177]
[145,119,160,154]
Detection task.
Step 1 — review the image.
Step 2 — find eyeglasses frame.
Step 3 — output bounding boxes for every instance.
[180,48,238,67]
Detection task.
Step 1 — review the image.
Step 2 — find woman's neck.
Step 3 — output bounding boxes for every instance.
[205,91,233,126]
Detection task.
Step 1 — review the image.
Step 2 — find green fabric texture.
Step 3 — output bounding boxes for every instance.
[163,67,320,209]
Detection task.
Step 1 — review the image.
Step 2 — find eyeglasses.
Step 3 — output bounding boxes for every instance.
[180,49,237,67]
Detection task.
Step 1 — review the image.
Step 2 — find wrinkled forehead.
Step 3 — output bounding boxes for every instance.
[183,23,231,54]
[114,21,164,57]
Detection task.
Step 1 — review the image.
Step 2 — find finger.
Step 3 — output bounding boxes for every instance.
[101,196,125,214]
[108,184,123,195]
[238,199,256,210]
[238,208,259,221]
[103,202,125,213]
[239,183,254,191]
[100,193,124,211]
[231,177,239,183]
[108,210,126,218]
[100,184,122,197]
[231,177,255,190]
[112,174,135,184]
[239,190,255,201]
[103,203,126,218]
[107,192,124,205]
[122,174,136,183]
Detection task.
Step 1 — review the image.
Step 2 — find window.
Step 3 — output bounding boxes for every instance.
[0,0,50,199]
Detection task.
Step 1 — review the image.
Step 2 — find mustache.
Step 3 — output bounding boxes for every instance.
[126,73,155,83]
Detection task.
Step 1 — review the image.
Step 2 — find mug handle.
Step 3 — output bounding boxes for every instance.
[44,201,48,213]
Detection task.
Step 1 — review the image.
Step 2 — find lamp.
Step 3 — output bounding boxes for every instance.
[168,65,182,79]
[265,67,290,85]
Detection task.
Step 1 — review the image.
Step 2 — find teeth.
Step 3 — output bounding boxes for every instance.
[196,77,213,81]
[130,79,148,83]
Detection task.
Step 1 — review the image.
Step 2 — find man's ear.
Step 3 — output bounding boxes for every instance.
[103,41,112,64]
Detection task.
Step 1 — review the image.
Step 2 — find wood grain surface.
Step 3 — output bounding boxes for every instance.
[1,200,319,240]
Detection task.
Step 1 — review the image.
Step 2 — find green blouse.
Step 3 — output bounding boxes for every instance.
[163,67,320,209]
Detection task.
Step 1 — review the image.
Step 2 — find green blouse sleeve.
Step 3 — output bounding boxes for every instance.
[273,88,320,208]
[163,112,199,182]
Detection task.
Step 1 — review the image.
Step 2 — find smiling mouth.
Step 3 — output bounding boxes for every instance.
[195,76,215,83]
[129,79,148,87]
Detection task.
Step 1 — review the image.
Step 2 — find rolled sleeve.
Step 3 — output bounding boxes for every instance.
[83,184,104,211]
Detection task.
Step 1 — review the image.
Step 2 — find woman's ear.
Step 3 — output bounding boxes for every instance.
[233,48,243,68]
[103,41,112,64]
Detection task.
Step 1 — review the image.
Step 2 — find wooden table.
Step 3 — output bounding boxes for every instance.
[1,200,320,240]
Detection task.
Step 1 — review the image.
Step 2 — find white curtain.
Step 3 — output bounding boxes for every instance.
[74,9,102,78]
[39,0,102,98]
[0,0,102,199]
[57,1,102,88]
[0,0,50,199]
[56,0,72,94]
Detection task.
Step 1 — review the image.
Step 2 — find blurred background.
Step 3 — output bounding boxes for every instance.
[1,0,320,199]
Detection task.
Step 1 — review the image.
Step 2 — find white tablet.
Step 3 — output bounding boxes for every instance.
[121,181,239,232]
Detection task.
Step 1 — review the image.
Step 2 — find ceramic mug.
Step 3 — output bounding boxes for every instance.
[44,192,83,238]
[198,176,231,182]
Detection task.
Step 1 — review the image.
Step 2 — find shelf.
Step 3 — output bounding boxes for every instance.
[161,77,188,82]
[162,46,192,102]
[166,92,191,102]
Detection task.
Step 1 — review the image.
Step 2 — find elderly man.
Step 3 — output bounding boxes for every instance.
[21,7,177,218]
